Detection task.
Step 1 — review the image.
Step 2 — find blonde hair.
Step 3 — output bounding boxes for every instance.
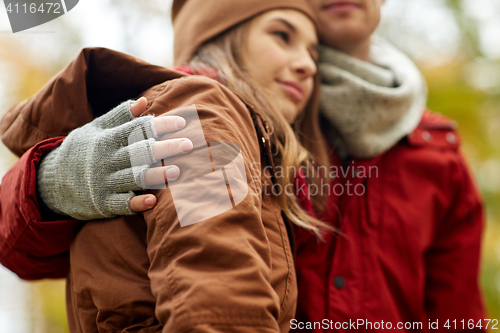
[189,19,333,237]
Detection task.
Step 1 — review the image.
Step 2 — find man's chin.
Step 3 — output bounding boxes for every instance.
[319,24,371,47]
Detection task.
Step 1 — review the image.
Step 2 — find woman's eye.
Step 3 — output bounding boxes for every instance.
[273,31,290,43]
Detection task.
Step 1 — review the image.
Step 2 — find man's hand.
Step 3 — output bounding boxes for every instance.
[129,97,193,212]
[37,97,193,220]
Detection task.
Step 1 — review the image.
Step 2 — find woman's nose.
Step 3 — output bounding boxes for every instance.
[292,50,317,79]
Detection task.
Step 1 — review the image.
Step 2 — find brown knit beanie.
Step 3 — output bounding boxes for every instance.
[172,0,317,66]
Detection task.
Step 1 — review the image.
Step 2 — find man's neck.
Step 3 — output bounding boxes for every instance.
[335,37,372,62]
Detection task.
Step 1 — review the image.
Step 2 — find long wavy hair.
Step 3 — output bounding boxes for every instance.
[189,18,333,237]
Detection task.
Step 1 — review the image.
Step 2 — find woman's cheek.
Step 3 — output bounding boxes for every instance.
[304,79,314,102]
[261,43,285,66]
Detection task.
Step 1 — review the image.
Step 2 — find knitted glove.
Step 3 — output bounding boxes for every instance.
[37,100,157,220]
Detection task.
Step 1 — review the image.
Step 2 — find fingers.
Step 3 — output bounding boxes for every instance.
[144,165,180,187]
[129,194,157,212]
[96,97,188,139]
[94,100,135,129]
[107,164,179,193]
[132,97,188,136]
[153,116,187,135]
[152,138,193,161]
[113,138,156,170]
[106,165,179,214]
[130,97,148,117]
[112,119,193,169]
[125,166,180,213]
[104,192,138,216]
[118,115,156,143]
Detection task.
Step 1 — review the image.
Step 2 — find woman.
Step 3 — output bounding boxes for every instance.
[2,0,331,331]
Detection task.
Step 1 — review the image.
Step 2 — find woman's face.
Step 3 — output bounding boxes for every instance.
[244,10,318,123]
[306,0,385,51]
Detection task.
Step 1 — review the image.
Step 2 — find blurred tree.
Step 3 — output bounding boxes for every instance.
[0,13,85,333]
[445,0,482,59]
[378,0,500,319]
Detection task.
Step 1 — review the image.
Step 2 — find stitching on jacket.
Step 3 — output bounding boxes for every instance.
[18,112,67,138]
[274,207,292,319]
[175,313,279,332]
[143,82,170,115]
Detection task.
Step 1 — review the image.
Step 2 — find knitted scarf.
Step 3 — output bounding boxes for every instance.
[318,36,428,159]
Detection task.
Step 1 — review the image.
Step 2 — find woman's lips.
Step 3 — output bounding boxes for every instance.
[323,1,361,13]
[277,80,304,103]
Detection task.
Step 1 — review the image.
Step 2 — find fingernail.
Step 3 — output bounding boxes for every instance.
[132,97,146,107]
[175,117,187,129]
[180,139,193,152]
[144,196,155,207]
[166,167,179,179]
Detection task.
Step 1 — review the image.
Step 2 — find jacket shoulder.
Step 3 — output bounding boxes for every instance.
[143,75,251,120]
[406,109,461,150]
[149,74,238,98]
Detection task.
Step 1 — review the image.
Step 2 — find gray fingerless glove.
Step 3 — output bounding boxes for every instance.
[37,100,157,220]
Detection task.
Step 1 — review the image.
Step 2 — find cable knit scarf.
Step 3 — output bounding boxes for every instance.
[318,36,428,159]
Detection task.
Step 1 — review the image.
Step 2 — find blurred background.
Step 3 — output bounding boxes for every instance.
[0,0,499,331]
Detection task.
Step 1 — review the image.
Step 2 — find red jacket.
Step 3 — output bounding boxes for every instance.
[0,49,486,331]
[294,111,486,332]
[0,137,80,279]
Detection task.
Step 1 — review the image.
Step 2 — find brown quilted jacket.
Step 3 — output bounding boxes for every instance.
[1,48,297,333]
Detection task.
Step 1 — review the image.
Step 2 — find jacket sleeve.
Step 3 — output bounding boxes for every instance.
[424,151,487,332]
[0,137,82,280]
[141,76,282,333]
